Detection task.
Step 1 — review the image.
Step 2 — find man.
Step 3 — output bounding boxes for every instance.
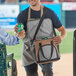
[15,0,66,76]
[0,28,19,45]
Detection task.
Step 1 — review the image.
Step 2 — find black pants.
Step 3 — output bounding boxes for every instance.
[24,63,53,76]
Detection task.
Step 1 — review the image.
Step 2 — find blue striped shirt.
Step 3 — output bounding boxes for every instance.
[0,29,20,45]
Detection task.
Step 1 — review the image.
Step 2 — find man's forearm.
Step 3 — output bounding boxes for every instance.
[57,26,66,40]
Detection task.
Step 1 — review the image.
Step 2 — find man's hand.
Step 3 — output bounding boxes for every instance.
[53,25,66,45]
[14,24,25,39]
[18,30,25,39]
[53,36,62,45]
[14,24,19,33]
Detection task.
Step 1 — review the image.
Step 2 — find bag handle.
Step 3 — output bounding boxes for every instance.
[38,41,54,60]
[31,8,48,44]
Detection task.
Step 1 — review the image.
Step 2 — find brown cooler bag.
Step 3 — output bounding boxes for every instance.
[34,37,60,64]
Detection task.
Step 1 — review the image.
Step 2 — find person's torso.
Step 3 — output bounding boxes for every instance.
[25,6,55,40]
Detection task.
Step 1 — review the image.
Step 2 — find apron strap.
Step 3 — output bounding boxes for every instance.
[41,5,43,17]
[28,7,31,20]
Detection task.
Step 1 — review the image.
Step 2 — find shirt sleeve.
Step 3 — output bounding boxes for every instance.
[0,29,20,45]
[51,10,62,28]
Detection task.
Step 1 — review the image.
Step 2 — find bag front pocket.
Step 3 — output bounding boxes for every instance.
[38,43,59,61]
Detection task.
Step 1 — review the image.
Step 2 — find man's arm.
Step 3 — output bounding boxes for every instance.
[53,26,66,45]
[0,29,20,45]
[57,26,66,40]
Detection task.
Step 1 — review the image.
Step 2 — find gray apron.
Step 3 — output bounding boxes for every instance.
[22,6,55,66]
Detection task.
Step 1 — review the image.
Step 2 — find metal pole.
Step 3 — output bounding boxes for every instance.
[73,30,76,76]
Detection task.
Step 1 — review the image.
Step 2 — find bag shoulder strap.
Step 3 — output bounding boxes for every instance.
[32,7,48,44]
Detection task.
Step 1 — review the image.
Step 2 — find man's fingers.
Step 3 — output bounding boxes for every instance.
[14,24,25,39]
[14,24,19,33]
[18,30,25,39]
[53,41,59,45]
[53,36,62,45]
[53,39,58,42]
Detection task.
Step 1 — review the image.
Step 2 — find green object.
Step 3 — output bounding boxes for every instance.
[43,37,48,39]
[0,44,7,60]
[17,23,23,33]
[0,43,14,76]
[0,44,7,76]
[0,69,7,76]
[6,53,13,76]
